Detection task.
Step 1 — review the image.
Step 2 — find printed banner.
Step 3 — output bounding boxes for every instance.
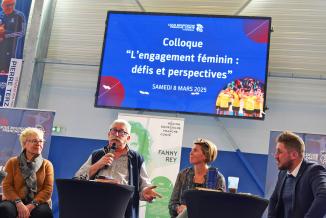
[118,113,184,218]
[0,107,55,167]
[265,131,326,198]
[0,0,32,106]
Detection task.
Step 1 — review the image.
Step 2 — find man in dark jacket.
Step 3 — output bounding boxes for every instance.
[268,131,326,218]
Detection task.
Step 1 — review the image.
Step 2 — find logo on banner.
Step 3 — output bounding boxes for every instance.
[305,152,319,163]
[0,117,9,126]
[320,151,326,165]
[0,82,6,89]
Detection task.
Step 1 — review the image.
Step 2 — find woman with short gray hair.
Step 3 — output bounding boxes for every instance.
[0,127,54,218]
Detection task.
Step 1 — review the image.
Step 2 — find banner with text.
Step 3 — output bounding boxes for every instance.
[118,113,184,218]
[265,131,326,198]
[0,107,55,167]
[0,0,32,106]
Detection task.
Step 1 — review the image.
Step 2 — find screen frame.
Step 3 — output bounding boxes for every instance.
[95,11,272,120]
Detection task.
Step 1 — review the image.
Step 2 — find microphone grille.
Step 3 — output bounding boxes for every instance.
[103,146,109,154]
[111,143,117,152]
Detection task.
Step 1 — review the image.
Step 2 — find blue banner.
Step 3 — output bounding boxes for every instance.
[0,0,32,107]
[0,107,55,166]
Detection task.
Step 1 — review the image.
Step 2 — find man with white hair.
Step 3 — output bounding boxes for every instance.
[75,119,161,218]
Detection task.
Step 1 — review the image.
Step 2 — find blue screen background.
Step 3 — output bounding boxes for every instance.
[96,12,271,116]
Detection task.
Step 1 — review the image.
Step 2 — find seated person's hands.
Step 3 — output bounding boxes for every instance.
[142,185,162,202]
[26,203,36,213]
[16,201,30,218]
[177,204,187,214]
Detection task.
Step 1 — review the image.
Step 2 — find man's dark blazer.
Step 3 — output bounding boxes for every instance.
[268,159,326,218]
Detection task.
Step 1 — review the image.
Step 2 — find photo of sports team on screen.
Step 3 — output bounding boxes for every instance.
[216,77,264,118]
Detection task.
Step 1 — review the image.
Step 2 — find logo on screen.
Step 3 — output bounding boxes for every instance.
[196,24,203,32]
[168,23,196,32]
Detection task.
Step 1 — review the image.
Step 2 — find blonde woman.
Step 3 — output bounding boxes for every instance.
[0,127,54,218]
[169,138,226,218]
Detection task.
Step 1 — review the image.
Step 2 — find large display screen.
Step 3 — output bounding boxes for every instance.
[95,11,271,119]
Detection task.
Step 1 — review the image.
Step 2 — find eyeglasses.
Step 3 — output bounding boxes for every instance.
[4,3,14,7]
[274,150,290,156]
[109,128,129,136]
[26,139,45,144]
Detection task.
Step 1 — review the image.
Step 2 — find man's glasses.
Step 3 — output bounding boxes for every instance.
[4,3,14,7]
[26,139,45,144]
[109,128,129,136]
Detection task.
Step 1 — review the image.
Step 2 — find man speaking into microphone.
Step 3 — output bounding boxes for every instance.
[74,119,161,218]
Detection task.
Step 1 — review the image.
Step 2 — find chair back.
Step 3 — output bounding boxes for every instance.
[56,179,134,218]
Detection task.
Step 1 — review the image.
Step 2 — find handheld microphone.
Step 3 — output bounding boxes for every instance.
[103,142,117,155]
[103,143,117,168]
[103,143,117,154]
[109,143,117,153]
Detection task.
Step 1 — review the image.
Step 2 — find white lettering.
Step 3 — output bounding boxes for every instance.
[163,38,203,50]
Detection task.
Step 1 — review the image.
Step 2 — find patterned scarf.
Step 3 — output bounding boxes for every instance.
[18,150,43,203]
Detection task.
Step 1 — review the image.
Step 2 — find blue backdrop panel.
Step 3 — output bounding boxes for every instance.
[180,148,267,196]
[48,136,267,218]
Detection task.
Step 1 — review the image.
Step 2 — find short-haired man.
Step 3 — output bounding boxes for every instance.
[268,131,326,218]
[75,119,161,218]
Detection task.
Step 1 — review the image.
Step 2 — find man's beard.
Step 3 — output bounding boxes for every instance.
[278,159,293,171]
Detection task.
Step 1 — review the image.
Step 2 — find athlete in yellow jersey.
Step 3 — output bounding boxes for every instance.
[230,89,241,116]
[243,90,256,117]
[215,93,221,114]
[254,89,263,117]
[216,89,230,115]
